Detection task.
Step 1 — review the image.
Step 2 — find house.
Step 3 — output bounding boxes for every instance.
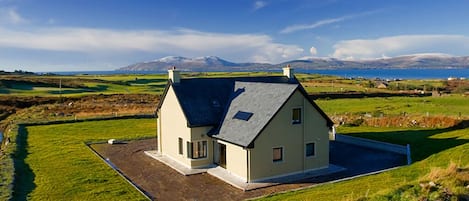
[376,81,389,89]
[155,66,333,183]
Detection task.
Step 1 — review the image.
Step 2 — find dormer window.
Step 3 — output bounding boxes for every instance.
[292,108,301,124]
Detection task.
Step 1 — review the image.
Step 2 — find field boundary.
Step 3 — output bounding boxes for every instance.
[18,114,154,126]
[86,142,153,200]
[333,133,412,164]
[309,92,431,100]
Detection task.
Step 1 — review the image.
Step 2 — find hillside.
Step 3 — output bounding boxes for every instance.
[118,54,469,71]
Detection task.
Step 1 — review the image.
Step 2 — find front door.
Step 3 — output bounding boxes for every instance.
[219,143,226,168]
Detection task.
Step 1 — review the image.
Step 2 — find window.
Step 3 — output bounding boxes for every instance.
[233,111,253,121]
[273,147,283,162]
[306,143,315,157]
[292,108,301,124]
[187,141,207,159]
[178,138,183,155]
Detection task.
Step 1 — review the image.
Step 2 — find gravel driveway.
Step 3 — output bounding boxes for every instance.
[91,138,406,201]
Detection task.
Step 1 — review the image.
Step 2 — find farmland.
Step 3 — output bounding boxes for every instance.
[0,71,468,200]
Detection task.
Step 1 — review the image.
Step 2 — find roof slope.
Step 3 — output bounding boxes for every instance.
[212,81,298,147]
[168,76,296,127]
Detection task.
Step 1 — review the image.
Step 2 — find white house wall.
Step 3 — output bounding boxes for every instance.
[159,85,193,168]
[218,140,248,182]
[249,90,329,181]
[159,85,214,168]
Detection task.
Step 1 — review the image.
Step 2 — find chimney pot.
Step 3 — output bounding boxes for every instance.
[168,66,180,83]
[283,65,294,79]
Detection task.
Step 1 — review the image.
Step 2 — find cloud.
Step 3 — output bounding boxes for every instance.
[309,46,317,55]
[0,7,28,24]
[0,27,304,63]
[253,1,268,11]
[332,35,469,59]
[280,10,381,34]
[280,17,346,34]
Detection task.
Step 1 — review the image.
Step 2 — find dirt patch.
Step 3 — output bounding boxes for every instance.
[91,139,317,201]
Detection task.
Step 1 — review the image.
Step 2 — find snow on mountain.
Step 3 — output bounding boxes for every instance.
[118,54,469,71]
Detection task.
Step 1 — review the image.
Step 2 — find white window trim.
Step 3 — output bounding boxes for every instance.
[188,140,208,160]
[305,141,316,158]
[272,146,285,163]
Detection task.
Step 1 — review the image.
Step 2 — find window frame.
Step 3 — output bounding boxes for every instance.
[292,108,302,124]
[272,147,284,163]
[187,140,208,159]
[305,142,316,157]
[178,137,183,155]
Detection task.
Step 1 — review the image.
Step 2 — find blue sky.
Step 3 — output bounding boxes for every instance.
[1,0,469,71]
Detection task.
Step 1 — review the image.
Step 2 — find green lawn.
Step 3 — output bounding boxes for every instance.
[316,95,469,117]
[0,72,455,97]
[259,126,469,200]
[12,119,155,201]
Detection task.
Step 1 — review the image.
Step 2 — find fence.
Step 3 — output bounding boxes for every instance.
[332,132,412,165]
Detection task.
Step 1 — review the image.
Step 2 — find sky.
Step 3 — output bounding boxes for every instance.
[1,0,469,72]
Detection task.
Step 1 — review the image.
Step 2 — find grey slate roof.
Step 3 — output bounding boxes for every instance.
[169,76,296,127]
[156,74,333,148]
[212,81,298,147]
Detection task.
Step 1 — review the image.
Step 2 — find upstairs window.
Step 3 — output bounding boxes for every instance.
[273,147,283,162]
[292,108,302,124]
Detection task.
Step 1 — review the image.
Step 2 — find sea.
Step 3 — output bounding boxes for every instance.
[46,68,469,80]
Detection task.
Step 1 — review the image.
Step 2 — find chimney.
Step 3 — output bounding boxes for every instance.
[168,66,180,84]
[283,64,294,79]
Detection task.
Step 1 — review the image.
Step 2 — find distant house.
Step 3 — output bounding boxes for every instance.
[376,81,389,89]
[155,66,333,183]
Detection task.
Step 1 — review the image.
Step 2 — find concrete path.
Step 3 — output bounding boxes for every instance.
[145,150,345,191]
[207,165,345,191]
[144,150,213,175]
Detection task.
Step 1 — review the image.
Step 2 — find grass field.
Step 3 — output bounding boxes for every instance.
[259,126,469,200]
[0,72,276,96]
[316,95,469,117]
[1,72,468,200]
[11,119,155,201]
[2,72,458,96]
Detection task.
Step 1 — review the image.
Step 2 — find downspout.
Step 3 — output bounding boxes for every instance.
[158,111,163,153]
[246,149,250,183]
[302,97,306,173]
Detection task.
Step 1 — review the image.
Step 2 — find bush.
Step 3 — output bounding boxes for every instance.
[344,118,364,127]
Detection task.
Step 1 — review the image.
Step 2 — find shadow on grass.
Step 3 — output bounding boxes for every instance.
[125,78,167,85]
[48,85,109,95]
[346,120,469,162]
[12,125,36,201]
[147,84,168,88]
[0,88,10,94]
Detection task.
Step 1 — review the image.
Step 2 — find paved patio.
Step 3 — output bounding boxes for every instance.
[144,150,214,175]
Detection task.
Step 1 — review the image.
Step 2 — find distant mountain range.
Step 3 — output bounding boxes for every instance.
[117,54,469,71]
